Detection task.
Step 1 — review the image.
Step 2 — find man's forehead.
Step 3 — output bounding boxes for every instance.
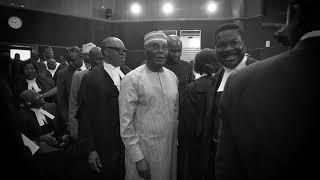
[145,39,167,46]
[216,29,242,41]
[102,37,125,48]
[168,40,182,49]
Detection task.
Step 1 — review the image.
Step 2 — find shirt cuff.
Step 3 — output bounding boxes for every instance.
[129,145,144,162]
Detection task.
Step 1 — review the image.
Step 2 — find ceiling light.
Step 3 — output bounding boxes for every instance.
[162,2,174,15]
[130,3,142,15]
[207,1,218,13]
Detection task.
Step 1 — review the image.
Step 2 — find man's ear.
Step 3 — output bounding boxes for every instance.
[101,48,109,59]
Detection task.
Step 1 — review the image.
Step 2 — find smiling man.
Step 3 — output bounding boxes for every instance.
[215,1,319,179]
[204,23,258,178]
[119,31,179,180]
[214,23,257,92]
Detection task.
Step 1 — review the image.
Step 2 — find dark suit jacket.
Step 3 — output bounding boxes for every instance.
[215,37,320,180]
[165,60,194,93]
[78,65,125,178]
[56,67,77,134]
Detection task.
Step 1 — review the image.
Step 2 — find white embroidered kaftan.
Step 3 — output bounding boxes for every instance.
[119,64,179,180]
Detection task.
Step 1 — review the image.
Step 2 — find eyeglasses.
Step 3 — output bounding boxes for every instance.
[104,47,127,55]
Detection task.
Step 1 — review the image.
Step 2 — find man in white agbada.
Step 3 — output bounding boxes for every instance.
[119,31,179,180]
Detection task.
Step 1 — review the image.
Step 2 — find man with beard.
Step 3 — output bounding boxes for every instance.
[78,37,128,179]
[165,35,194,93]
[205,23,258,178]
[215,1,319,179]
[119,31,179,180]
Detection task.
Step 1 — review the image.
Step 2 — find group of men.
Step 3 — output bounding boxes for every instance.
[4,0,317,179]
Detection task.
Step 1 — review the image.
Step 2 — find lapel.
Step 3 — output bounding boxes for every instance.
[205,69,225,118]
[213,69,225,92]
[205,55,258,120]
[98,65,119,95]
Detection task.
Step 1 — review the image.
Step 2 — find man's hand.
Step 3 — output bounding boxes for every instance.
[59,134,70,147]
[88,151,102,173]
[39,131,58,146]
[136,158,151,180]
[67,121,78,141]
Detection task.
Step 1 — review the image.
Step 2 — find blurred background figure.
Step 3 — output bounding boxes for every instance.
[44,57,68,83]
[10,53,23,83]
[165,34,194,93]
[56,45,83,180]
[56,46,82,136]
[42,46,54,63]
[69,46,102,141]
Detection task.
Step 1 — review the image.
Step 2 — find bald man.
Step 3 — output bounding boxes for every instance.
[78,37,127,179]
[165,35,194,93]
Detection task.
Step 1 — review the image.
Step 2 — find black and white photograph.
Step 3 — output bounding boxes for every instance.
[0,0,317,179]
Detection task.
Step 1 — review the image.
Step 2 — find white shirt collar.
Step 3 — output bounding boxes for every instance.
[224,55,247,73]
[26,78,41,92]
[218,55,248,92]
[300,30,320,41]
[30,108,55,126]
[103,62,124,91]
[80,61,87,71]
[46,62,60,78]
[103,61,116,71]
[30,108,47,126]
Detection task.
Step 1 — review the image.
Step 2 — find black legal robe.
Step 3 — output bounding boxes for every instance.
[78,65,125,179]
